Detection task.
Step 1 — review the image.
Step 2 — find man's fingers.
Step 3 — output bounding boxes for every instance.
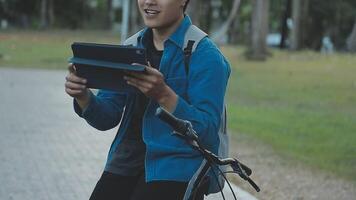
[124,72,154,83]
[127,80,147,92]
[125,76,145,87]
[125,77,151,91]
[66,73,87,84]
[132,62,158,75]
[65,87,84,96]
[132,63,147,67]
[144,65,159,75]
[128,63,161,79]
[65,81,86,90]
[66,64,86,84]
[68,63,76,73]
[125,75,154,89]
[147,61,153,68]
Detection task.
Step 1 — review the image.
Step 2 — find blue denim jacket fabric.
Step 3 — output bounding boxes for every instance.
[74,16,231,182]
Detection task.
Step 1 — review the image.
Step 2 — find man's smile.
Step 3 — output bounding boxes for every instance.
[144,9,161,17]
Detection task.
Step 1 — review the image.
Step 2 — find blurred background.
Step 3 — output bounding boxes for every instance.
[0,0,355,199]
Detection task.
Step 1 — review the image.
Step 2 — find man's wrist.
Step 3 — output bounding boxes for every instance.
[157,86,178,113]
[75,89,92,110]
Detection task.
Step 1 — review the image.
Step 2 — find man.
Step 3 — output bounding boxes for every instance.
[65,0,230,199]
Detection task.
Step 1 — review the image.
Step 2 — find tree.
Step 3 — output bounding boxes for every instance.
[279,0,291,49]
[247,0,270,60]
[347,18,356,52]
[186,0,201,26]
[40,0,54,28]
[200,1,213,33]
[4,0,38,28]
[186,0,212,33]
[48,0,54,27]
[40,0,47,28]
[129,0,142,35]
[53,0,90,29]
[121,0,130,41]
[106,0,114,29]
[290,0,301,50]
[211,0,241,45]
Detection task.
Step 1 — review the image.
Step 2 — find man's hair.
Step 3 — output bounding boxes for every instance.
[183,0,190,12]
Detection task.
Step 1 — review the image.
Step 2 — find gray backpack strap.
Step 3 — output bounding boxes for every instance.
[123,30,143,46]
[183,25,208,52]
[183,25,208,75]
[183,25,230,195]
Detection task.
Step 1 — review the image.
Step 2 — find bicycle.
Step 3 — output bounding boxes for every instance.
[155,107,260,200]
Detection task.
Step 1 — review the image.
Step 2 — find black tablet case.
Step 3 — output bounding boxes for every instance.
[69,42,146,91]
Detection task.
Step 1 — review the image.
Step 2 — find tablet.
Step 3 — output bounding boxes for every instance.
[69,42,147,91]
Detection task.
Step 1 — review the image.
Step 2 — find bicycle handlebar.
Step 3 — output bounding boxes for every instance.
[155,107,260,192]
[155,107,186,132]
[155,107,198,141]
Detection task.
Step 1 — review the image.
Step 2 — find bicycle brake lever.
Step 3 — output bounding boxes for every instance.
[231,161,260,192]
[172,124,200,150]
[247,177,260,192]
[172,121,199,142]
[231,160,251,176]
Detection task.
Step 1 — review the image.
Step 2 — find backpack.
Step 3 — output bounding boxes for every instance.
[124,25,229,194]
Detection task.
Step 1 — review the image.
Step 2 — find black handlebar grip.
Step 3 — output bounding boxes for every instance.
[155,107,188,134]
[240,162,252,176]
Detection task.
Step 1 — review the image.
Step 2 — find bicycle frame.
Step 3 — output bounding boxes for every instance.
[183,159,211,200]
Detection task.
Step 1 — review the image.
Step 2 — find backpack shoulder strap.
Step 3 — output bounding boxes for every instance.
[123,30,144,46]
[183,25,208,52]
[183,26,228,195]
[183,25,208,75]
[125,26,207,74]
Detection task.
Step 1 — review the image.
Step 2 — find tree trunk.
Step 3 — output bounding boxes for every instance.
[40,0,47,28]
[0,1,5,19]
[347,18,356,52]
[202,2,213,32]
[48,0,54,27]
[107,0,114,29]
[129,0,142,35]
[290,0,301,50]
[186,0,201,26]
[228,11,240,44]
[247,0,269,61]
[290,0,310,50]
[279,0,291,49]
[121,0,130,42]
[211,0,241,45]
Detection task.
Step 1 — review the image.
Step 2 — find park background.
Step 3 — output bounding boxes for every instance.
[0,0,355,199]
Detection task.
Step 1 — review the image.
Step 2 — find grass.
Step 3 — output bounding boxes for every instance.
[0,30,120,69]
[1,30,355,181]
[222,47,356,181]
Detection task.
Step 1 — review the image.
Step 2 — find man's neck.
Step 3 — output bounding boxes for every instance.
[152,15,184,51]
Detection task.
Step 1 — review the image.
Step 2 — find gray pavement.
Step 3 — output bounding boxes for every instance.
[0,68,115,200]
[0,68,256,200]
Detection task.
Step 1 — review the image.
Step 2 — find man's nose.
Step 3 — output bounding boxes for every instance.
[144,0,157,5]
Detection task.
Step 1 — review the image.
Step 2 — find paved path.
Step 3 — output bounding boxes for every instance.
[0,68,257,200]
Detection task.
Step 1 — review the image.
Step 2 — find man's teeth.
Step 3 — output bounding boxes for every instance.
[145,9,159,14]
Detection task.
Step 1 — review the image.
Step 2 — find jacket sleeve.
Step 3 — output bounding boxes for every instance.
[172,41,231,147]
[74,90,127,131]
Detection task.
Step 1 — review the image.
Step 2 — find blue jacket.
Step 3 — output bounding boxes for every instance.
[74,16,231,182]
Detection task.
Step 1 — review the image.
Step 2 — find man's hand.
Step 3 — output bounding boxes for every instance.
[124,62,178,112]
[65,64,91,110]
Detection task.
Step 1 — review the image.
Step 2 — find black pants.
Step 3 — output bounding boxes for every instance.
[89,171,206,200]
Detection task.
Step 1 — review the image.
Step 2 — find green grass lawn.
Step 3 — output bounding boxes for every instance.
[0,30,120,69]
[1,31,355,181]
[222,47,356,181]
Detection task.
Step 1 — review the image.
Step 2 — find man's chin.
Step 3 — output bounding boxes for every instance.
[144,22,160,29]
[146,24,161,29]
